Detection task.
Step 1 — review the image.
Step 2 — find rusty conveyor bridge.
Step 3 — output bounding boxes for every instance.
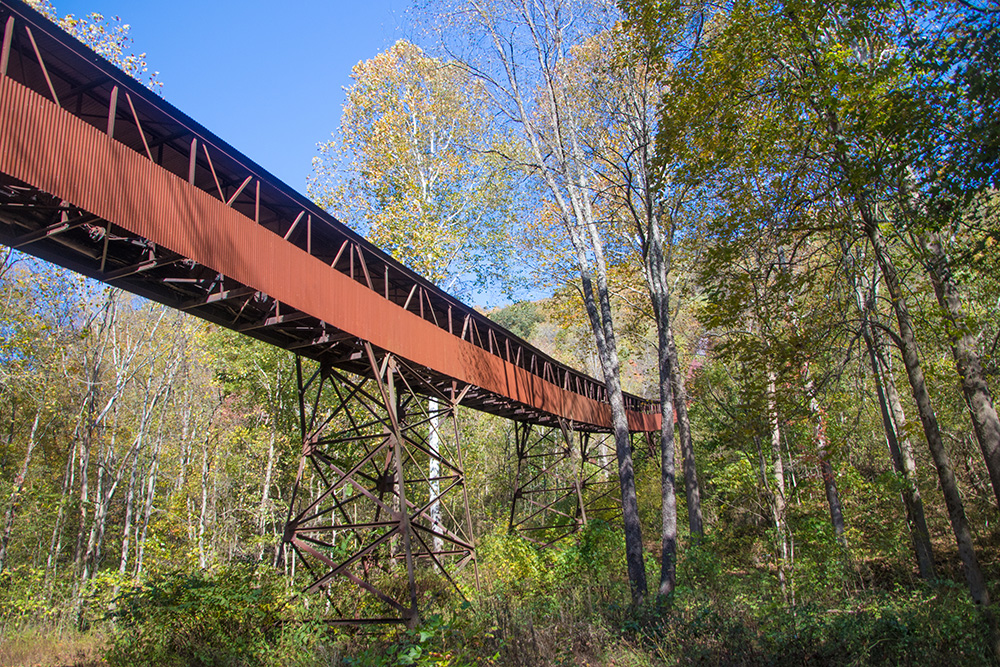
[0,0,660,624]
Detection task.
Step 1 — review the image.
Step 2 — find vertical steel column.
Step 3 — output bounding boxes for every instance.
[449,382,480,591]
[375,354,419,624]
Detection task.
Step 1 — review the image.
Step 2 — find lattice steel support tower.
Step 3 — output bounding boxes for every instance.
[508,422,620,546]
[283,343,477,625]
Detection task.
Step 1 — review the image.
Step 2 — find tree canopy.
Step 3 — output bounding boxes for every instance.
[309,39,516,295]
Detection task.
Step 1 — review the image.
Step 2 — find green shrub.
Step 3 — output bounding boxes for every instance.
[105,563,321,666]
[476,531,552,599]
[625,581,996,666]
[339,611,483,667]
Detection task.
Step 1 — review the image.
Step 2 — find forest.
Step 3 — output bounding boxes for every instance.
[1,0,999,664]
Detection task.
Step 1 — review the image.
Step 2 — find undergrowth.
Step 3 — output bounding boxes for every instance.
[2,524,995,666]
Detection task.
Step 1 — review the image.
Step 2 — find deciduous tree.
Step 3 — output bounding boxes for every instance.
[442,0,650,602]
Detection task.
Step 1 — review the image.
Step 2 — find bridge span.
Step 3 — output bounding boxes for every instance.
[0,0,660,624]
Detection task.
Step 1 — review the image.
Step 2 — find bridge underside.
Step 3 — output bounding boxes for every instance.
[0,0,661,624]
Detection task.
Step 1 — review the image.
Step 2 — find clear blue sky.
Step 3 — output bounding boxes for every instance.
[52,0,412,195]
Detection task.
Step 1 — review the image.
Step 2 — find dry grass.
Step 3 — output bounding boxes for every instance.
[0,628,105,667]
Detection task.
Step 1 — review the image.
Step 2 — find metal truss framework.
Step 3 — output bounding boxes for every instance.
[285,343,477,625]
[508,422,621,546]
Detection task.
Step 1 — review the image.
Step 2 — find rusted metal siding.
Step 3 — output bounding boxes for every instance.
[0,74,660,432]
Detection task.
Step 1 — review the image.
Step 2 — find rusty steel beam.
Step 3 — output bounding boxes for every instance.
[9,212,97,247]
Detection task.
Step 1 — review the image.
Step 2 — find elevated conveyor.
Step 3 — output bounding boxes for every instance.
[0,1,661,624]
[0,0,659,433]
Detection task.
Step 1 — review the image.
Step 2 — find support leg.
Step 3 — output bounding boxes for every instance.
[283,349,476,625]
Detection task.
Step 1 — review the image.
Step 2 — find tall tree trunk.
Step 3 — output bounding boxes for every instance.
[654,288,678,597]
[862,319,937,579]
[428,398,443,552]
[667,323,704,538]
[767,372,791,603]
[136,430,162,576]
[924,233,1000,511]
[256,359,283,551]
[0,410,43,574]
[177,387,194,494]
[580,269,648,603]
[198,434,210,569]
[866,221,989,607]
[46,439,76,598]
[258,430,276,538]
[571,108,646,604]
[849,252,937,579]
[72,294,117,582]
[73,420,92,582]
[465,0,646,603]
[118,443,139,576]
[81,431,112,584]
[1,400,15,479]
[806,380,847,548]
[615,47,704,544]
[816,441,846,548]
[643,231,681,597]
